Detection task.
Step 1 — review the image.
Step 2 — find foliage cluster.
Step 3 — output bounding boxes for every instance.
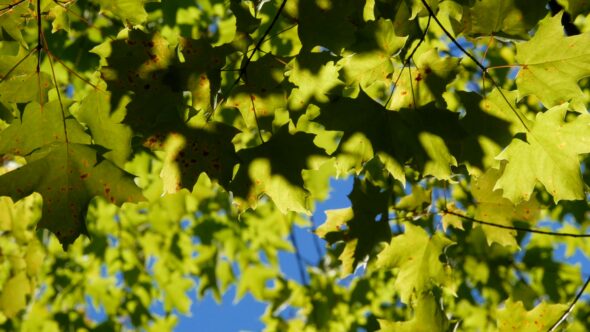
[0,0,590,330]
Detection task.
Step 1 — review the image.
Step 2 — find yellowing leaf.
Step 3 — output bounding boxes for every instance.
[497,300,567,332]
[515,13,590,111]
[378,293,449,332]
[0,272,31,318]
[496,104,590,203]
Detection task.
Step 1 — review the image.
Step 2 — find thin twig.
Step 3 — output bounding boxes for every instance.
[289,225,308,284]
[548,274,590,331]
[208,0,288,120]
[419,0,530,132]
[386,15,431,108]
[0,47,37,84]
[0,0,26,17]
[45,49,102,90]
[36,0,43,104]
[441,209,590,238]
[249,93,265,143]
[43,33,69,143]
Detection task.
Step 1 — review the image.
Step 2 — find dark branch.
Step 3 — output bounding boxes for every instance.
[209,0,288,120]
[0,0,27,15]
[386,14,431,108]
[442,209,590,238]
[420,0,531,132]
[289,227,308,284]
[548,274,590,331]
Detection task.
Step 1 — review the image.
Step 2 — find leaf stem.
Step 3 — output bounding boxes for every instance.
[441,209,590,238]
[386,14,431,109]
[0,0,27,17]
[289,225,308,285]
[209,0,288,120]
[419,0,531,132]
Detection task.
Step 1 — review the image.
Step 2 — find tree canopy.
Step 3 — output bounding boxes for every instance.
[1,0,590,330]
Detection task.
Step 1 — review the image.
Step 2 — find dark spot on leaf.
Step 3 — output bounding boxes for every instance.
[144,84,150,90]
[80,173,89,180]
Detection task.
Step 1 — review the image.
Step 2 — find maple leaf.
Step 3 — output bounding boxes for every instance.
[0,143,144,247]
[461,0,546,39]
[316,178,391,276]
[515,13,590,111]
[378,293,449,332]
[229,126,328,214]
[0,101,90,156]
[472,168,540,247]
[496,300,567,331]
[496,104,590,202]
[338,18,407,100]
[387,49,459,111]
[377,224,454,303]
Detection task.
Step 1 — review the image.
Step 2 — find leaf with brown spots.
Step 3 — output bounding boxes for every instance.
[496,104,590,203]
[0,142,144,247]
[515,13,590,111]
[497,300,567,332]
[387,49,459,110]
[471,167,540,247]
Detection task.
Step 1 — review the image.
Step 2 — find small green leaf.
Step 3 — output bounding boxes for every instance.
[377,224,454,303]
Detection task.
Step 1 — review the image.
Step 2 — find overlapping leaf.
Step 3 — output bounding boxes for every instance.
[316,178,391,276]
[376,224,454,303]
[496,104,590,202]
[472,168,540,247]
[497,300,567,331]
[0,143,144,246]
[515,13,590,111]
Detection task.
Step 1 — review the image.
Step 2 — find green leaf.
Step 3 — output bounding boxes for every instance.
[387,49,459,110]
[93,0,147,25]
[0,272,31,318]
[338,19,407,100]
[376,224,454,303]
[0,143,144,246]
[316,178,391,276]
[515,13,590,111]
[286,52,343,109]
[461,0,547,39]
[297,0,361,52]
[557,0,590,17]
[229,126,328,214]
[315,94,464,181]
[0,72,53,104]
[0,101,91,156]
[78,90,132,167]
[378,292,449,332]
[497,300,568,331]
[496,104,590,202]
[472,168,540,247]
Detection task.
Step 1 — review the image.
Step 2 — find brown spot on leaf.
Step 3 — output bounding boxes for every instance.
[80,173,89,180]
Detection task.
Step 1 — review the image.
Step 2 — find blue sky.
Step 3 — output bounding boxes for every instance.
[175,178,354,331]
